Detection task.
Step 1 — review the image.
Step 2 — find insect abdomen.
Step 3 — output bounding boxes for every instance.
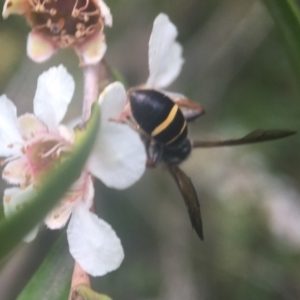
[129,89,187,145]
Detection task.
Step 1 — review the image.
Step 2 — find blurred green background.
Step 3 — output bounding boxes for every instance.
[1,0,300,299]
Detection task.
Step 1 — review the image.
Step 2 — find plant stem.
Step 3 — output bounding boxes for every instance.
[69,262,91,300]
[82,64,101,122]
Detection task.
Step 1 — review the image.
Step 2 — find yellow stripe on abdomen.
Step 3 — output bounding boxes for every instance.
[166,121,187,145]
[151,104,179,137]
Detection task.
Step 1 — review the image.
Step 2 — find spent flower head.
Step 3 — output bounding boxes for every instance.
[0,65,146,276]
[2,0,112,64]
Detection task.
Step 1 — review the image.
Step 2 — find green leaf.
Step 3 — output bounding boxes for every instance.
[0,204,4,222]
[105,64,128,89]
[110,68,128,88]
[17,233,73,300]
[0,104,100,260]
[71,285,113,300]
[262,0,300,86]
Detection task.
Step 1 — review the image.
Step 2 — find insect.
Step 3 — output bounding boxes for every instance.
[127,88,296,241]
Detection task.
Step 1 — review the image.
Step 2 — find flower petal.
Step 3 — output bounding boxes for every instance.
[75,31,107,65]
[45,174,94,229]
[3,186,36,216]
[2,157,29,185]
[45,197,76,229]
[4,187,22,217]
[0,95,22,157]
[18,113,47,140]
[98,0,113,26]
[27,31,57,63]
[3,186,39,242]
[98,82,127,121]
[88,122,146,189]
[2,0,27,19]
[58,125,75,144]
[146,13,184,89]
[67,203,124,277]
[89,82,146,188]
[33,65,75,129]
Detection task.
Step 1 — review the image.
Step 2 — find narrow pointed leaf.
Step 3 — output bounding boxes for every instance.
[262,0,300,86]
[17,233,72,300]
[0,104,100,260]
[110,66,128,88]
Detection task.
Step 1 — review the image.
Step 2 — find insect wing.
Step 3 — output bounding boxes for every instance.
[164,91,205,122]
[193,129,296,148]
[168,164,204,240]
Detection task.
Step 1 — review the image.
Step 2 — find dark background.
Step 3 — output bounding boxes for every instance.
[1,0,300,299]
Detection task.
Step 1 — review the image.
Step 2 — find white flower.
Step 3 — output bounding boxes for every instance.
[0,65,146,276]
[1,65,75,190]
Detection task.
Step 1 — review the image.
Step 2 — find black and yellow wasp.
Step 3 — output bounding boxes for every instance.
[126,88,295,241]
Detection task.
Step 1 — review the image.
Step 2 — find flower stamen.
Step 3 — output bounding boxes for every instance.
[1,154,22,165]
